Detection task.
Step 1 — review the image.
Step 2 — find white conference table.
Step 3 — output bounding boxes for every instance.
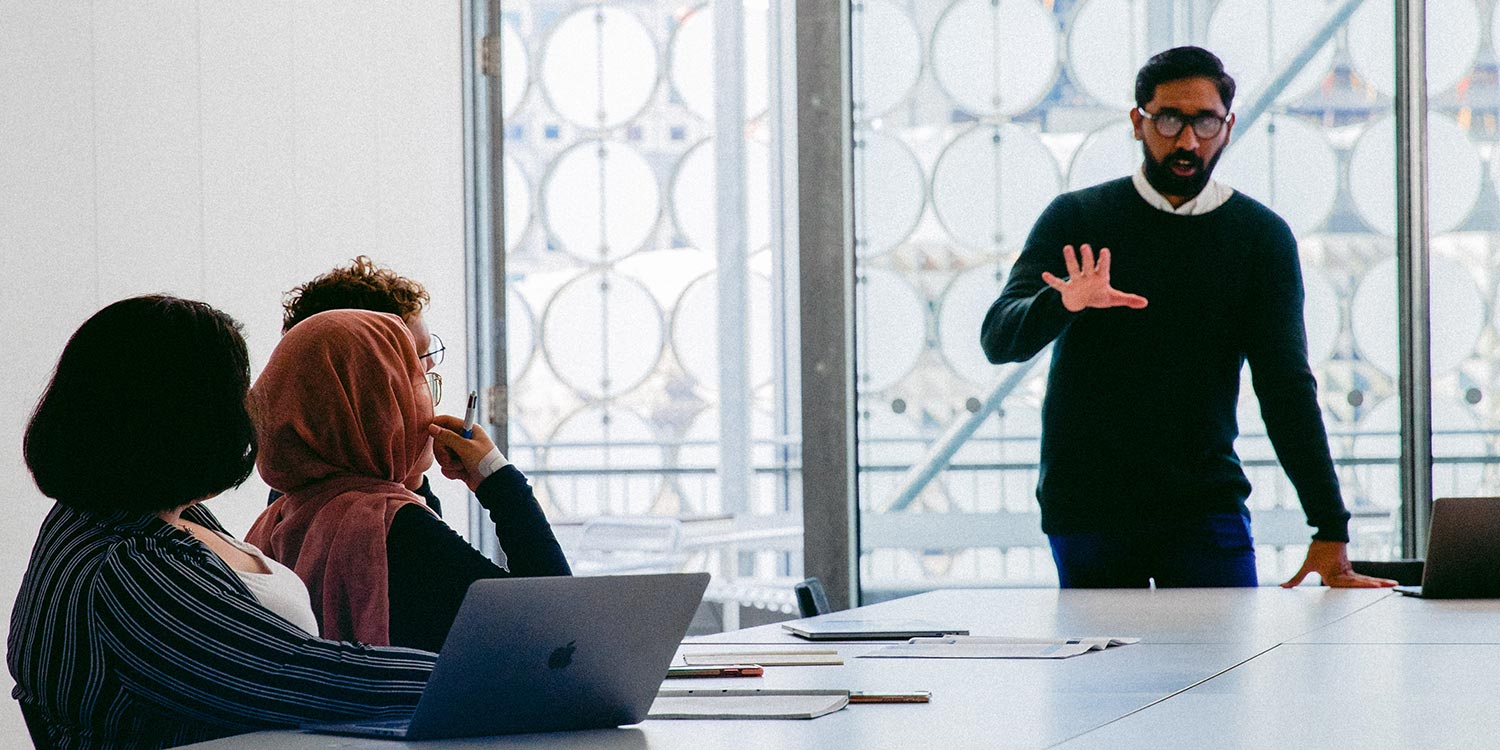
[182,586,1500,749]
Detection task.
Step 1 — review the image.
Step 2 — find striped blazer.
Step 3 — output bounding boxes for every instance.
[8,501,437,749]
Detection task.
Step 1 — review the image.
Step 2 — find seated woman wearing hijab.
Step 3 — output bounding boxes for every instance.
[246,309,570,653]
[10,296,436,750]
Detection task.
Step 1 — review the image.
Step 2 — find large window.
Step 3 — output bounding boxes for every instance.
[472,0,801,629]
[470,0,1494,605]
[848,0,1457,596]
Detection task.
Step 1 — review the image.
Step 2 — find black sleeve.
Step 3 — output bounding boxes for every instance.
[980,194,1084,364]
[475,466,572,578]
[385,469,569,652]
[386,505,509,653]
[1244,220,1350,543]
[415,475,443,518]
[273,476,440,517]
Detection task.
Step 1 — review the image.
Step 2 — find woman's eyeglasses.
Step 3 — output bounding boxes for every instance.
[422,371,442,406]
[419,333,446,372]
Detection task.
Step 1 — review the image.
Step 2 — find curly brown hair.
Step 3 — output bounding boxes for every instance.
[281,256,430,332]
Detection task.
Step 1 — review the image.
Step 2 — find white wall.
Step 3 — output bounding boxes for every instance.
[0,1,469,741]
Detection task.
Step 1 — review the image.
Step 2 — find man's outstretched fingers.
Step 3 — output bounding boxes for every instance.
[1062,245,1081,278]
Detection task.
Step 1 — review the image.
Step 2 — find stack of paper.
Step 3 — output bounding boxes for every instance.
[859,635,1140,660]
[649,688,849,720]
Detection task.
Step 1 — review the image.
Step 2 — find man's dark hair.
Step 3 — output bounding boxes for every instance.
[25,296,257,515]
[281,256,429,332]
[1135,46,1236,111]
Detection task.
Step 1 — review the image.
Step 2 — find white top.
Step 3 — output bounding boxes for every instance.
[477,446,511,479]
[216,532,320,636]
[1132,165,1234,215]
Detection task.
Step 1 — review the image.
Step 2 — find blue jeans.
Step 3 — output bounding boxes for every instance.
[1048,512,1258,588]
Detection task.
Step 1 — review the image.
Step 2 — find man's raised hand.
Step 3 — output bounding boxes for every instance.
[1040,244,1149,313]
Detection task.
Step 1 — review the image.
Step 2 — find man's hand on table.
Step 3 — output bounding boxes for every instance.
[1281,540,1399,588]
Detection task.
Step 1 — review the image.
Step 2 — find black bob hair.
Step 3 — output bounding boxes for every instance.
[1135,46,1237,111]
[25,295,257,515]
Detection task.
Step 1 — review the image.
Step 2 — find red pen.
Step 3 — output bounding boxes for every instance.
[664,664,764,678]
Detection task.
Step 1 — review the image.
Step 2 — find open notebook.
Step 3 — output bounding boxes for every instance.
[860,635,1140,660]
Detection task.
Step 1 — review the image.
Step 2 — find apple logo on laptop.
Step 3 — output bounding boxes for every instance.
[548,640,577,670]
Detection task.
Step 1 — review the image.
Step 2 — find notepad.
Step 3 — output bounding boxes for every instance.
[681,650,844,666]
[649,688,849,719]
[860,635,1140,660]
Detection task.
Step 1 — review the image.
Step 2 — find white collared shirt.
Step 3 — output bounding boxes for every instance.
[1132,165,1234,215]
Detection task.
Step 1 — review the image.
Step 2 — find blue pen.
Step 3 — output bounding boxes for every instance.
[461,391,478,439]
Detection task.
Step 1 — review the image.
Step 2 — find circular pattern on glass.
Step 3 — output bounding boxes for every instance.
[1206,0,1335,106]
[541,270,664,398]
[1351,255,1485,377]
[500,20,529,120]
[669,2,770,121]
[543,405,664,516]
[1299,261,1339,368]
[1066,0,1153,111]
[1067,121,1139,192]
[502,156,532,252]
[542,140,660,262]
[1352,394,1484,462]
[1216,115,1337,236]
[931,0,1059,118]
[854,132,926,258]
[938,263,1011,386]
[670,138,771,252]
[506,286,536,383]
[851,0,923,119]
[1351,0,1479,98]
[670,270,774,391]
[932,124,1062,255]
[1349,114,1481,237]
[854,267,928,393]
[679,405,777,513]
[539,7,658,129]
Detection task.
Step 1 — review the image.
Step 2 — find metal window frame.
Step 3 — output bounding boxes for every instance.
[1396,0,1433,557]
[795,0,859,608]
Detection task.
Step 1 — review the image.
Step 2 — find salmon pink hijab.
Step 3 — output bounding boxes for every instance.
[246,309,435,645]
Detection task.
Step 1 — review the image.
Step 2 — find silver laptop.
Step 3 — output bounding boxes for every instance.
[306,572,709,740]
[1395,497,1500,599]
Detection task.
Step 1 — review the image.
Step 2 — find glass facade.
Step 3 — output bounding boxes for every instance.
[476,0,1494,606]
[486,0,802,627]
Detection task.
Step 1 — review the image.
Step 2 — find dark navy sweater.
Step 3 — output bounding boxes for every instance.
[980,177,1350,542]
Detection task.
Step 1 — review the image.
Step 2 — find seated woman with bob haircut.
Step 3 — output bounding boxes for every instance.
[247,308,570,653]
[9,296,437,750]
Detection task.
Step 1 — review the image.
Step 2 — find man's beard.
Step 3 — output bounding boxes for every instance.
[1141,143,1224,200]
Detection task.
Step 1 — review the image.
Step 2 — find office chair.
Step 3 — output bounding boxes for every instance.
[1350,559,1424,586]
[570,517,687,576]
[794,577,832,618]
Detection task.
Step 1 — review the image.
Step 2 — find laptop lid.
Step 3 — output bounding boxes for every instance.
[1417,497,1500,599]
[781,617,969,641]
[404,572,709,739]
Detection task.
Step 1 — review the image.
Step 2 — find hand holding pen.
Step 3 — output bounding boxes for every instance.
[429,405,505,491]
[461,390,478,439]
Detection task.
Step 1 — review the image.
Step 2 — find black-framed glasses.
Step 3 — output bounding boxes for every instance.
[422,370,443,406]
[1137,108,1229,140]
[419,333,445,372]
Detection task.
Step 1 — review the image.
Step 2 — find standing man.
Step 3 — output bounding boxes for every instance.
[980,46,1393,589]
